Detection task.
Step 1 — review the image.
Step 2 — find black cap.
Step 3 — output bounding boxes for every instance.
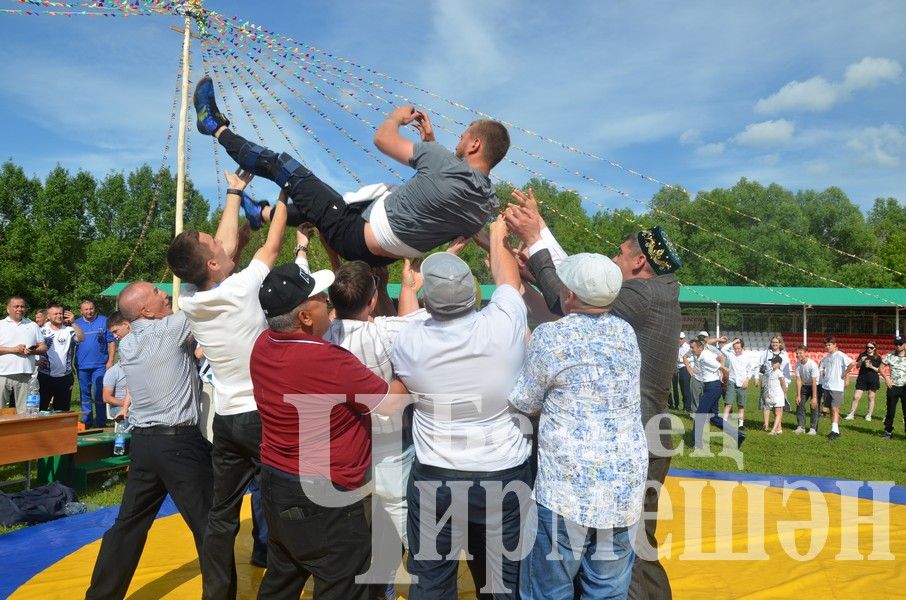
[258,263,335,318]
[770,355,783,364]
[637,226,682,275]
[896,336,906,346]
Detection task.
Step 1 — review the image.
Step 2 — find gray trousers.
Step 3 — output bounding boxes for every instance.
[0,373,30,413]
[796,384,820,430]
[690,377,703,413]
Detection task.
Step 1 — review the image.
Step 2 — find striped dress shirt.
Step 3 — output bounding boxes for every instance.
[118,312,199,428]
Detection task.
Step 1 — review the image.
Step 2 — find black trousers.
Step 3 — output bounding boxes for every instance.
[258,466,372,600]
[218,129,394,266]
[884,385,906,434]
[628,455,672,600]
[678,368,692,412]
[85,427,214,600]
[201,411,263,600]
[38,371,73,412]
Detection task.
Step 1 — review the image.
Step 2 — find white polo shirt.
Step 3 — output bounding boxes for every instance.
[0,317,43,376]
[179,259,270,415]
[694,348,723,383]
[391,285,531,472]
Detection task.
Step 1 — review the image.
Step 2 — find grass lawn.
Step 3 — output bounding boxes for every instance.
[2,381,904,536]
[669,383,906,485]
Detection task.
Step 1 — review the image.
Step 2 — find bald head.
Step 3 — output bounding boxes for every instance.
[118,281,171,321]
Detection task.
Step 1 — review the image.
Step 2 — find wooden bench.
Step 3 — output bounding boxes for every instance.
[72,455,131,492]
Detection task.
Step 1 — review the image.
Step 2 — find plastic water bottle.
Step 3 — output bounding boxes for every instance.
[113,420,127,456]
[25,369,40,416]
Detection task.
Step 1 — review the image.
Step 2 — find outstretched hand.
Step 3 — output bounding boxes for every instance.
[224,168,253,191]
[413,110,436,142]
[402,258,423,293]
[446,236,469,256]
[390,104,419,126]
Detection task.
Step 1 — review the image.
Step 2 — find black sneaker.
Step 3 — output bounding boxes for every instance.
[882,431,892,440]
[738,424,746,431]
[827,431,841,440]
[194,76,230,135]
[737,431,746,449]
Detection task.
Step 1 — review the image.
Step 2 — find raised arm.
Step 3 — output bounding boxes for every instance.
[253,190,288,269]
[216,169,254,259]
[374,105,421,166]
[398,259,423,316]
[489,216,520,289]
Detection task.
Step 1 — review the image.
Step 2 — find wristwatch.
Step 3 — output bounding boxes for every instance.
[294,243,308,254]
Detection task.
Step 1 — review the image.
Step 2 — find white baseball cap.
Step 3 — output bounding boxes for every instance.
[556,253,622,307]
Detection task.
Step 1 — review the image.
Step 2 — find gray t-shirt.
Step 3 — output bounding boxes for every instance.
[384,142,498,251]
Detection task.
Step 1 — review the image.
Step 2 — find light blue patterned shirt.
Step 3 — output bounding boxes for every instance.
[509,312,648,529]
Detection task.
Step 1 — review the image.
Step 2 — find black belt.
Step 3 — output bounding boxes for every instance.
[414,459,529,480]
[131,425,198,436]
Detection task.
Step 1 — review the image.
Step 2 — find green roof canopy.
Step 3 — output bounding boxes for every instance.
[100,282,904,308]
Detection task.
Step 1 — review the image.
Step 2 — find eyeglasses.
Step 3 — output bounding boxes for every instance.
[867,346,875,350]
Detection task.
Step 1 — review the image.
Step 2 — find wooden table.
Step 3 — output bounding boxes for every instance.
[0,413,79,488]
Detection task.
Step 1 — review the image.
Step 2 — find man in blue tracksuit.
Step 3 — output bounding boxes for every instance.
[75,300,116,427]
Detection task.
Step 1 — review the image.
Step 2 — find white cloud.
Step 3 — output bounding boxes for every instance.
[758,153,780,166]
[695,142,726,157]
[754,77,837,114]
[679,129,702,145]
[734,120,795,147]
[847,124,906,168]
[806,160,831,176]
[842,56,903,91]
[754,56,902,114]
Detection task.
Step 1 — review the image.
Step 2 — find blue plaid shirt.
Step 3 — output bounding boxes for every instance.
[509,312,648,529]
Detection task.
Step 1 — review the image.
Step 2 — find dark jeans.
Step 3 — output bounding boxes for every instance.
[38,371,73,412]
[628,455,672,600]
[258,466,372,600]
[218,129,394,266]
[884,385,906,434]
[78,366,106,426]
[796,384,820,431]
[678,368,692,412]
[201,411,263,600]
[406,459,532,600]
[86,427,213,600]
[694,380,741,449]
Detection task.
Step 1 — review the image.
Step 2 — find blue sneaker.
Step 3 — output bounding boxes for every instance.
[241,192,268,230]
[194,76,229,135]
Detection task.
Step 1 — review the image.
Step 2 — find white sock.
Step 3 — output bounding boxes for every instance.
[832,423,840,433]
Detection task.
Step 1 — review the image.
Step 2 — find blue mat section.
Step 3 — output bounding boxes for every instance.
[669,468,906,505]
[0,496,178,598]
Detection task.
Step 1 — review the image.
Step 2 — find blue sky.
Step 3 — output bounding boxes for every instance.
[2,1,904,217]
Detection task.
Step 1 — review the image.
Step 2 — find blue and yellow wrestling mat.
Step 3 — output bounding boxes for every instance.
[3,469,905,599]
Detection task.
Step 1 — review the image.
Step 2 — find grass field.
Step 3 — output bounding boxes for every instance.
[2,381,904,536]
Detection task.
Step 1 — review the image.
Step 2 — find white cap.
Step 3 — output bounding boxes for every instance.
[556,253,622,307]
[679,332,686,339]
[698,330,709,337]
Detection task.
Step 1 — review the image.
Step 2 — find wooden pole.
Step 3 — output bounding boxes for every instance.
[172,3,197,310]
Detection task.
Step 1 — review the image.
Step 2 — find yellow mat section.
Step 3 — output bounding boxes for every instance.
[11,475,906,599]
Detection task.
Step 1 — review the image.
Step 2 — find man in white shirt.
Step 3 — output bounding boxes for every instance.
[688,338,743,449]
[38,305,84,412]
[0,296,47,413]
[721,339,754,429]
[821,336,855,440]
[673,332,691,410]
[165,169,294,600]
[794,346,821,435]
[391,218,530,599]
[322,260,428,599]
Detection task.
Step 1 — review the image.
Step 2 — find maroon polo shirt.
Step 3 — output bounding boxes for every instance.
[250,328,389,489]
